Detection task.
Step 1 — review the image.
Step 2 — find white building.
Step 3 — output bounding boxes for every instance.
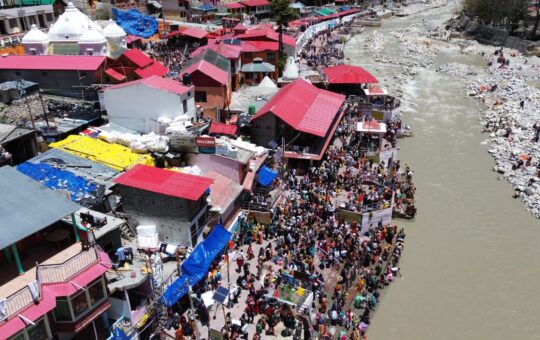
[102,76,196,134]
[21,2,126,57]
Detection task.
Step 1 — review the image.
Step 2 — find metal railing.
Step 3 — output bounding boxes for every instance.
[37,247,99,284]
[0,246,100,323]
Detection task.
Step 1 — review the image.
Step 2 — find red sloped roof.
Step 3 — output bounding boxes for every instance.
[122,49,154,68]
[126,35,142,44]
[209,122,238,136]
[135,61,169,78]
[0,55,106,71]
[251,79,345,137]
[323,64,378,84]
[226,2,244,8]
[105,67,127,82]
[190,42,242,59]
[240,41,262,52]
[241,0,269,6]
[114,164,213,201]
[105,75,192,95]
[244,40,279,51]
[234,23,247,30]
[236,29,296,47]
[180,60,229,86]
[181,27,208,40]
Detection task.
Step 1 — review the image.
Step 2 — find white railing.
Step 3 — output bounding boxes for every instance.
[0,247,100,323]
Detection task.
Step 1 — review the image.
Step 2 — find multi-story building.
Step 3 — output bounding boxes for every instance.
[0,166,112,340]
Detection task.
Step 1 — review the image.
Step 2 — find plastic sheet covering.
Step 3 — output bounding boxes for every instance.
[112,8,158,39]
[257,165,277,187]
[16,162,102,206]
[50,135,154,171]
[161,225,232,306]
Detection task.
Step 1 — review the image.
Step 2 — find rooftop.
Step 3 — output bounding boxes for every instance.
[251,79,345,137]
[0,55,106,71]
[0,166,80,250]
[204,170,243,214]
[180,59,229,86]
[105,75,193,96]
[114,164,213,201]
[323,64,379,84]
[0,123,35,144]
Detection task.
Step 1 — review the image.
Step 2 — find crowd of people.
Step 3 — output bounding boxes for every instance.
[299,30,346,72]
[147,39,198,75]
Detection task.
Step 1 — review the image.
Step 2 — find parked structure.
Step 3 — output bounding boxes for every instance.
[0,123,37,165]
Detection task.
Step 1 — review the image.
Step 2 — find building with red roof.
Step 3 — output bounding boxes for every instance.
[240,0,270,19]
[102,75,195,133]
[250,79,346,162]
[104,49,169,84]
[179,59,232,121]
[0,55,107,99]
[114,164,213,246]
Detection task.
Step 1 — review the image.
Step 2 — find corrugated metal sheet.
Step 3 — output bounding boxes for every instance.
[251,79,345,137]
[0,166,80,249]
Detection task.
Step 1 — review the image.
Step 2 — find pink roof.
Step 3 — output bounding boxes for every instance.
[251,79,345,137]
[0,55,106,71]
[243,40,279,51]
[190,42,242,60]
[114,164,213,201]
[241,0,269,6]
[106,75,192,95]
[122,49,154,68]
[234,23,247,30]
[323,64,378,84]
[225,2,244,8]
[126,35,142,44]
[105,68,127,82]
[182,27,208,40]
[209,122,238,136]
[235,29,296,47]
[0,250,111,339]
[134,61,169,78]
[180,60,229,86]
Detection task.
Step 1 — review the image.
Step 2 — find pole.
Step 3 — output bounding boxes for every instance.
[92,320,98,340]
[186,282,200,340]
[38,90,50,129]
[11,243,24,275]
[71,213,80,242]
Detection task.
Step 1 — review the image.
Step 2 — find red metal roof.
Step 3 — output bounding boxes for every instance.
[0,55,106,71]
[225,2,244,8]
[240,0,269,6]
[234,23,247,30]
[122,49,154,68]
[134,61,169,78]
[190,42,242,59]
[114,164,213,201]
[181,27,209,40]
[251,79,345,137]
[243,40,279,51]
[105,75,192,95]
[180,59,229,86]
[209,122,238,136]
[235,29,296,47]
[105,67,127,82]
[126,35,142,44]
[0,250,111,339]
[323,64,378,84]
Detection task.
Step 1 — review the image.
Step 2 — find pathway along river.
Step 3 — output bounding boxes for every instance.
[344,3,540,340]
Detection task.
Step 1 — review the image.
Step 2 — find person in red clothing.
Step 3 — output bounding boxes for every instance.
[236,251,244,273]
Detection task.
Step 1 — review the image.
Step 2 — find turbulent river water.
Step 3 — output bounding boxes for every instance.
[344,4,540,340]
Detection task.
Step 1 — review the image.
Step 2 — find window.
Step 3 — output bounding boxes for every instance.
[26,318,49,340]
[45,13,53,22]
[9,19,17,29]
[245,52,253,59]
[267,52,275,62]
[15,71,21,76]
[53,297,72,321]
[195,91,207,103]
[182,99,188,113]
[88,279,105,306]
[42,72,48,76]
[8,316,51,340]
[71,290,90,318]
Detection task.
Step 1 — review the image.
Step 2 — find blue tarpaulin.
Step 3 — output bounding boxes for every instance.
[111,328,130,340]
[16,162,99,203]
[161,225,232,306]
[257,165,278,187]
[112,8,158,39]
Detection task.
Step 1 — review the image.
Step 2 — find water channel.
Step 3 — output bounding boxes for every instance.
[344,4,540,339]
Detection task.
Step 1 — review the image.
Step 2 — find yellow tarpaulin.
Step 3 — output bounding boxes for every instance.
[50,135,154,171]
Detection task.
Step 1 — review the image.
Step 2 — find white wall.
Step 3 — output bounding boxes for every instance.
[103,84,195,134]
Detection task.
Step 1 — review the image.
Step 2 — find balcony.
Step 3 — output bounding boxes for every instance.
[0,243,101,322]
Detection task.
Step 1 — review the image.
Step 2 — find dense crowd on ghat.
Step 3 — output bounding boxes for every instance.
[147,40,197,74]
[165,100,415,339]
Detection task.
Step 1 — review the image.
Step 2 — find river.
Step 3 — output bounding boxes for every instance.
[344,3,540,339]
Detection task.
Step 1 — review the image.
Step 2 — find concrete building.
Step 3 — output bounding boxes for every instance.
[0,55,106,99]
[102,75,195,134]
[114,164,213,247]
[0,5,54,36]
[0,123,38,165]
[0,166,112,340]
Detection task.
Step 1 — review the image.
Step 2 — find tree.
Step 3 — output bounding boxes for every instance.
[532,0,540,40]
[463,0,529,31]
[270,0,295,76]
